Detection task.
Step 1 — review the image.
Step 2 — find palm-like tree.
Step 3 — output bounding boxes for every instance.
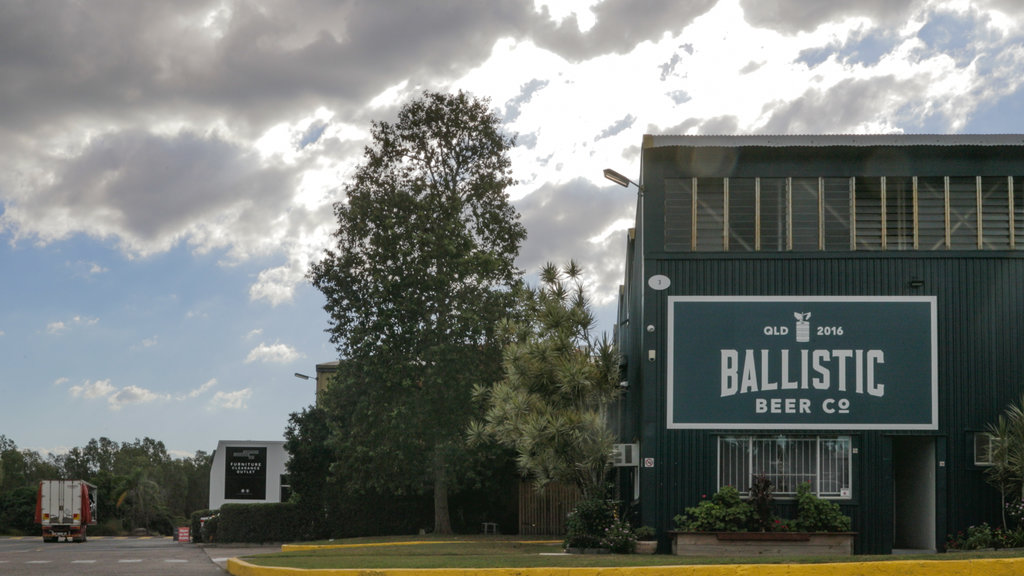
[116,468,163,533]
[986,395,1024,529]
[470,261,621,500]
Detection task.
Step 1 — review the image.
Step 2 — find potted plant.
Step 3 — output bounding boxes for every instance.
[634,526,657,554]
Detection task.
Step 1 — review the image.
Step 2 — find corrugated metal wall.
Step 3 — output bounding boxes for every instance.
[633,253,1024,554]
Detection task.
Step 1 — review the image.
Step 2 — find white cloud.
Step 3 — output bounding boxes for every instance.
[178,378,218,400]
[107,385,171,411]
[70,379,116,399]
[210,388,252,410]
[46,321,67,335]
[131,335,159,350]
[249,266,300,306]
[245,342,303,364]
[46,315,99,335]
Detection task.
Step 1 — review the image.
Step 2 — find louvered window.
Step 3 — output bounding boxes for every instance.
[884,177,915,250]
[854,177,884,250]
[729,178,757,251]
[822,178,852,250]
[695,178,725,252]
[918,177,947,250]
[948,176,979,250]
[761,178,788,252]
[664,178,693,252]
[659,173,1020,253]
[791,178,820,250]
[1016,176,1024,249]
[981,176,1012,249]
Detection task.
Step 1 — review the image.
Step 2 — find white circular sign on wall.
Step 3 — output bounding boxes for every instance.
[647,274,671,290]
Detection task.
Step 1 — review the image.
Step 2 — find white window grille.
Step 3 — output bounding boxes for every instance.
[718,435,852,499]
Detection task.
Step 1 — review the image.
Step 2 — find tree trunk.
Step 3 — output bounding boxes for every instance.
[433,449,452,534]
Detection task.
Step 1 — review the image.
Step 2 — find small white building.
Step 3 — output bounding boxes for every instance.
[208,440,289,510]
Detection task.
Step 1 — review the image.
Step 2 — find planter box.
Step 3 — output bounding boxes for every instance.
[670,531,855,557]
[635,540,657,554]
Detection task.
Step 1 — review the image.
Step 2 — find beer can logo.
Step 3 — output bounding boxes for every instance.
[794,312,811,342]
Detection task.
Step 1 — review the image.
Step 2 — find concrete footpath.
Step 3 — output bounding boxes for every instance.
[225,552,1024,576]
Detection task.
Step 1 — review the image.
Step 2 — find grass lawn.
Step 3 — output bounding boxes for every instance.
[235,535,1024,570]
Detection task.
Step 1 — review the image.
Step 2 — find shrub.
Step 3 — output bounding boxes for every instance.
[793,483,851,532]
[1007,497,1024,529]
[189,509,216,543]
[946,523,1024,550]
[634,525,656,540]
[602,516,637,553]
[564,498,616,549]
[674,486,753,532]
[749,475,775,531]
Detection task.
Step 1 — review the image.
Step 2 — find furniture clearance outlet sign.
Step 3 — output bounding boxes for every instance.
[667,296,937,430]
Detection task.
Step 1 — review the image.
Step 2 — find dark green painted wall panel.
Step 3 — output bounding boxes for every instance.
[627,253,1024,554]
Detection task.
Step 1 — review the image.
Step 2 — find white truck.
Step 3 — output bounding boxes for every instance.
[35,479,97,542]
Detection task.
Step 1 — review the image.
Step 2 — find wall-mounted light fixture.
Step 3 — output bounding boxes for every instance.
[908,279,925,289]
[604,168,641,193]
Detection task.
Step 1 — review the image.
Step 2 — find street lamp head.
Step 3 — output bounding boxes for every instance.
[293,372,311,380]
[603,168,633,188]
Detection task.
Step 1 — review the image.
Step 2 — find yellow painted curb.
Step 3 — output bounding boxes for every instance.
[227,557,1024,576]
[282,541,562,552]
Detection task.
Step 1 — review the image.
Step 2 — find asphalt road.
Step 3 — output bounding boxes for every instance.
[0,536,282,575]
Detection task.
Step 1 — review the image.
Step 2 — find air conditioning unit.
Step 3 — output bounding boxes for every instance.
[612,443,640,467]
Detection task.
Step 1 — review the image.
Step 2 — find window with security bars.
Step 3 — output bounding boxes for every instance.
[718,436,852,499]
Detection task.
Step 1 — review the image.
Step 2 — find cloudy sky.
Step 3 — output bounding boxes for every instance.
[3,0,1024,457]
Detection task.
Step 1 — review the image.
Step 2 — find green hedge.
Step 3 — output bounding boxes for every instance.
[189,509,216,543]
[214,503,309,543]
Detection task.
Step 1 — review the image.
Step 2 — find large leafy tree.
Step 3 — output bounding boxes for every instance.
[469,262,621,500]
[283,405,333,538]
[309,90,526,533]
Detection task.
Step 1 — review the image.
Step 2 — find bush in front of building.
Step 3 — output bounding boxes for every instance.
[564,497,637,552]
[675,485,754,532]
[792,483,851,532]
[946,522,1024,550]
[674,482,851,533]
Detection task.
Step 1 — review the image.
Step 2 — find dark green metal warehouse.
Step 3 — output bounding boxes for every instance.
[612,134,1024,554]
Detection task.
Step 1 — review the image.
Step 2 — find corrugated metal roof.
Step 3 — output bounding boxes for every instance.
[644,134,1024,148]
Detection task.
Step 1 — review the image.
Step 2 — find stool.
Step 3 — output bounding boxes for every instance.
[482,522,498,534]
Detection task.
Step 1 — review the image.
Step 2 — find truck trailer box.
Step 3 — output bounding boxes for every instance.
[35,479,97,542]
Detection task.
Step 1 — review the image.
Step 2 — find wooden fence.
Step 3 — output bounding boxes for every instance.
[517,480,580,535]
